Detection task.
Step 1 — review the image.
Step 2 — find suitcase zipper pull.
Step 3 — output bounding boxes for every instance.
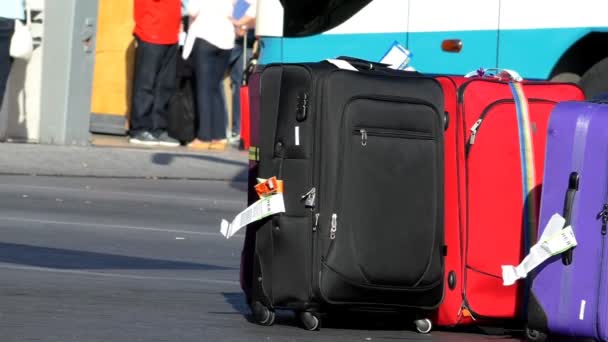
[360,129,367,147]
[469,119,482,145]
[301,187,316,208]
[330,214,338,240]
[313,213,320,232]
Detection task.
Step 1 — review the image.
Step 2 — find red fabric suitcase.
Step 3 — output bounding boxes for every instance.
[240,68,262,302]
[434,76,469,326]
[433,72,584,326]
[240,85,251,150]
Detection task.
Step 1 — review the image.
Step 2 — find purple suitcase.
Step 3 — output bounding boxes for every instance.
[527,101,608,341]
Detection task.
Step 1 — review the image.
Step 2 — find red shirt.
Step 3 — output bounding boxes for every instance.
[133,0,181,45]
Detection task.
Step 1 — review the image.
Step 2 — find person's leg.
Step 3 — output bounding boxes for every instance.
[192,38,215,143]
[0,18,15,110]
[228,43,243,137]
[129,37,165,144]
[151,42,179,146]
[210,47,232,143]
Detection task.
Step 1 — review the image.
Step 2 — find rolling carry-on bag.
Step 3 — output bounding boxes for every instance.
[526,100,608,341]
[244,57,446,333]
[433,70,584,327]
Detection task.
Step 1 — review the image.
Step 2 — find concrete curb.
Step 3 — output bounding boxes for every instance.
[0,143,249,181]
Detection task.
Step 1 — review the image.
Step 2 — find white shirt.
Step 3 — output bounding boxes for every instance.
[183,0,257,58]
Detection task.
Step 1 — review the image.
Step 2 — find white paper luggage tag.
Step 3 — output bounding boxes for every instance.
[380,41,413,70]
[220,193,285,239]
[325,59,359,71]
[502,213,577,286]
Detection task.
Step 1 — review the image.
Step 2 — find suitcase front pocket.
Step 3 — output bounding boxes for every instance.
[322,96,442,293]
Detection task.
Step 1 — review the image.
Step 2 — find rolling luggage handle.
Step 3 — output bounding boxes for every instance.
[561,172,579,265]
[464,68,523,82]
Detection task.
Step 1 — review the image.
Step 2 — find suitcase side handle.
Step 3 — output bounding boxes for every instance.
[464,68,523,82]
[561,171,579,266]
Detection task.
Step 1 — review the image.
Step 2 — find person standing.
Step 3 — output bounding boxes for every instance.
[129,0,181,147]
[183,0,235,151]
[0,0,24,110]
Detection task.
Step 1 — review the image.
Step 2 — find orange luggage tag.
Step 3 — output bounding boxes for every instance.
[220,176,286,239]
[255,176,284,198]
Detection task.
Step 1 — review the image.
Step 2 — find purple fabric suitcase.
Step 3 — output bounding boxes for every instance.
[527,101,608,341]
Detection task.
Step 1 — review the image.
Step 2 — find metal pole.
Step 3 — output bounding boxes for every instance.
[39,0,98,145]
[243,28,248,72]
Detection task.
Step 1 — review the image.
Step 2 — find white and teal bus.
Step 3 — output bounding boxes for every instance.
[255,0,608,98]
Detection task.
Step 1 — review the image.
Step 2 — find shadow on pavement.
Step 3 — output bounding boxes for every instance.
[221,292,250,316]
[150,152,248,186]
[0,242,235,270]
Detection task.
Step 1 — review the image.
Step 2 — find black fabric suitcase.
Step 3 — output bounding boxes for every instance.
[167,46,197,144]
[248,59,445,333]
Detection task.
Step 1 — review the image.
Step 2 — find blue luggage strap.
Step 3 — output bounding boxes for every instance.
[509,82,537,319]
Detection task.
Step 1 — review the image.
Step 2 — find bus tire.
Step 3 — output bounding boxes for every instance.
[579,57,608,99]
[550,72,581,84]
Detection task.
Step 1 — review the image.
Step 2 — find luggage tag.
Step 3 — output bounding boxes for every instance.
[326,59,358,71]
[379,41,414,71]
[220,177,286,239]
[502,213,578,286]
[255,176,284,198]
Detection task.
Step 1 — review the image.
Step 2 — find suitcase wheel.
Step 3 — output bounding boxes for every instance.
[299,311,321,331]
[414,318,432,334]
[525,327,547,342]
[251,301,276,326]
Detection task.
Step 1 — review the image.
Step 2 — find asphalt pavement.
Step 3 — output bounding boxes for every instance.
[0,142,526,341]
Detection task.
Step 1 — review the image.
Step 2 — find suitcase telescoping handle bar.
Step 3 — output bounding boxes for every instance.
[562,171,579,265]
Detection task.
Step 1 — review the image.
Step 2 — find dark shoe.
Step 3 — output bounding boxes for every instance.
[155,131,180,147]
[129,131,159,146]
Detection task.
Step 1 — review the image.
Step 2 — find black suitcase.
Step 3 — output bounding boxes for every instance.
[248,59,445,333]
[167,46,197,144]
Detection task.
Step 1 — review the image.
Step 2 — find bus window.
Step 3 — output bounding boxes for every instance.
[257,0,409,64]
[259,0,608,98]
[281,0,372,36]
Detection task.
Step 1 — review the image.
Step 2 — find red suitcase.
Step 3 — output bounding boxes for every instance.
[434,75,468,326]
[240,68,262,302]
[240,85,251,150]
[434,71,584,326]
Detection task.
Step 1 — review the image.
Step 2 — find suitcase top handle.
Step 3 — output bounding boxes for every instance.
[464,68,523,82]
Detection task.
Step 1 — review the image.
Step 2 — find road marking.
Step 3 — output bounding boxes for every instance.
[0,263,240,286]
[0,216,244,238]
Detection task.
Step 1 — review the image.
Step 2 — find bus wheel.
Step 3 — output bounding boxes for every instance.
[579,57,608,99]
[550,72,581,84]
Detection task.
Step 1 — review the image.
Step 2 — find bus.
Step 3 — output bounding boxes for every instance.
[255,0,608,98]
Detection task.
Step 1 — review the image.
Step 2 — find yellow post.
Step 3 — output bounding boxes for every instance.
[90,0,135,135]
